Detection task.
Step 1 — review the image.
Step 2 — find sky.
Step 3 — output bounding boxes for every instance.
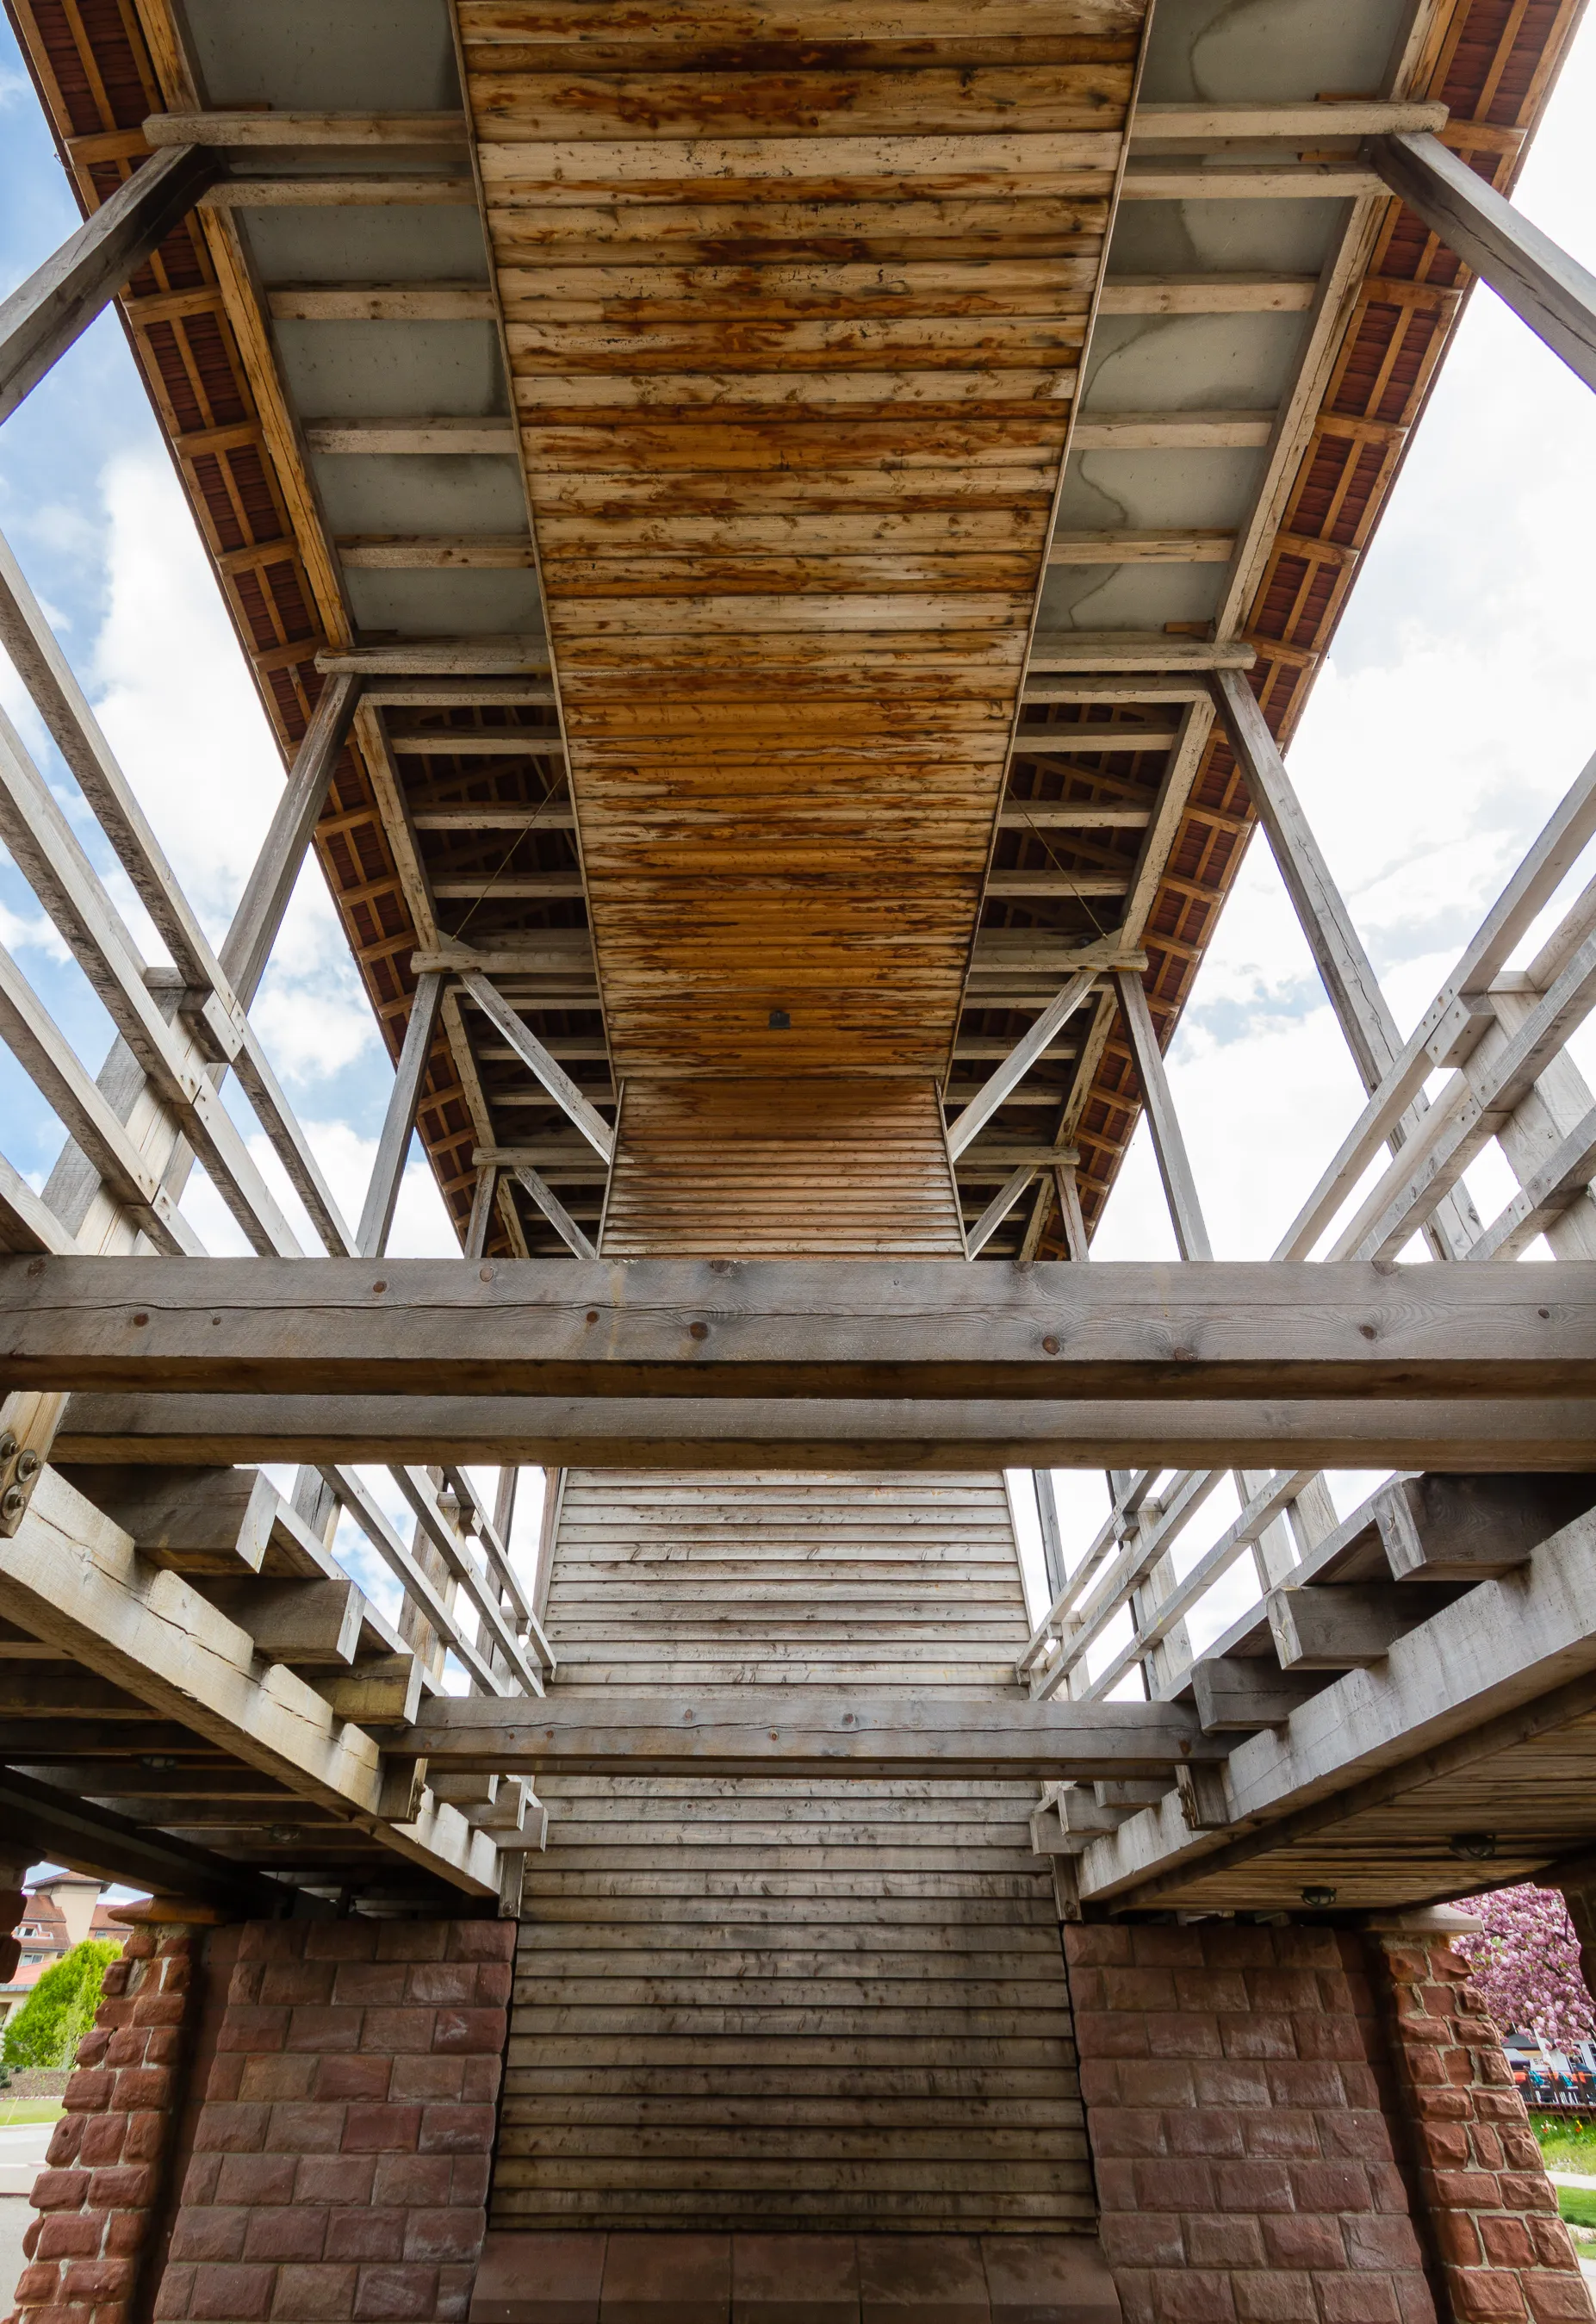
[3,20,1596,1687]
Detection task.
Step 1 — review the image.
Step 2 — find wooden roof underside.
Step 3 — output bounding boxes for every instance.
[3,0,1584,1260]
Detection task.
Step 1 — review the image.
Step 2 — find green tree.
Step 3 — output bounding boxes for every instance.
[3,1939,120,2070]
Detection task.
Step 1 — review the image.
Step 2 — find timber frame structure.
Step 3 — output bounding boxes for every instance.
[6,0,1596,2314]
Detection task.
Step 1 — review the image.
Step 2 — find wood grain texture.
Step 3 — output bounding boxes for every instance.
[461,0,1144,1076]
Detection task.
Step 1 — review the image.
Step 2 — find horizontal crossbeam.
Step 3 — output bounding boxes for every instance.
[394,1688,1223,1779]
[3,1257,1587,1400]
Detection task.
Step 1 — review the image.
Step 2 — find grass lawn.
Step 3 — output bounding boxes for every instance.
[1532,2115,1596,2174]
[0,2100,63,2128]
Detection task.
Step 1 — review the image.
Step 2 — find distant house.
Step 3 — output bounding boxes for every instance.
[0,1875,124,2028]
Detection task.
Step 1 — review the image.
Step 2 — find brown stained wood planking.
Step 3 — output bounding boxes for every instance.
[463,0,1141,1078]
[599,1079,964,1252]
[504,1470,1087,2233]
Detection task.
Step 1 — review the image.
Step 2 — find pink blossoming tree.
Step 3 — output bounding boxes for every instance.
[1451,1883,1595,2051]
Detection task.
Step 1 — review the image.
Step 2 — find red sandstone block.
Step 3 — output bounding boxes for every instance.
[401,1965,476,2010]
[1530,2221,1583,2273]
[1500,2173,1559,2215]
[76,2116,126,2170]
[1247,1972,1324,2014]
[401,2210,481,2266]
[1218,2014,1296,2062]
[1312,2274,1400,2324]
[1077,2106,1164,2159]
[287,2007,364,2055]
[217,2009,290,2057]
[264,2101,346,2155]
[448,2155,490,2209]
[437,2262,478,2324]
[1064,1926,1133,1967]
[121,1934,156,1962]
[1166,2111,1246,2160]
[1214,2159,1295,2213]
[315,2056,393,2105]
[1343,2217,1423,2273]
[1524,2277,1595,2323]
[227,1966,264,2008]
[417,2105,494,2154]
[214,2153,300,2209]
[1132,1928,1207,1969]
[1310,2115,1391,2168]
[324,2209,407,2265]
[1242,2110,1323,2161]
[110,2068,173,2117]
[1418,2123,1471,2167]
[1183,2215,1266,2270]
[153,2261,196,2320]
[1264,2218,1347,2272]
[1455,2017,1505,2047]
[1366,2165,1411,2216]
[117,2112,164,2170]
[1133,2159,1215,2210]
[388,2058,464,2106]
[1096,2158,1141,2211]
[129,1994,185,2030]
[1338,2070,1382,2115]
[446,1923,514,1963]
[75,2032,111,2069]
[371,2156,451,2209]
[170,2210,249,2265]
[1173,1973,1251,2016]
[22,2214,40,2257]
[331,1967,407,2010]
[270,2264,358,2321]
[99,1964,131,2000]
[471,1964,512,2010]
[287,2155,374,2210]
[34,2217,104,2263]
[1146,2016,1226,2062]
[376,1925,447,1964]
[186,2264,276,2322]
[1426,2169,1503,2211]
[239,1921,307,1965]
[33,2172,91,2212]
[179,2156,223,2209]
[1411,2090,1471,2122]
[243,2209,331,2265]
[431,2010,505,2058]
[1104,1970,1180,2013]
[1234,2272,1318,2324]
[1097,2215,1184,2270]
[357,2011,435,2056]
[15,2261,63,2304]
[353,2264,440,2321]
[1476,2051,1515,2088]
[46,2116,85,2169]
[1445,2271,1527,2324]
[106,2209,152,2261]
[1478,2220,1542,2271]
[1432,2216,1482,2269]
[1141,2267,1236,2324]
[341,2105,423,2154]
[1293,2017,1365,2064]
[202,2056,245,2108]
[238,2056,318,2105]
[1289,2161,1373,2214]
[60,2260,135,2304]
[304,1926,380,1963]
[63,2072,114,2116]
[86,2165,157,2210]
[102,2032,149,2071]
[258,1961,338,2009]
[1265,2064,1346,2111]
[1471,2127,1507,2171]
[1077,2016,1152,2060]
[461,2057,500,2116]
[1502,2130,1545,2170]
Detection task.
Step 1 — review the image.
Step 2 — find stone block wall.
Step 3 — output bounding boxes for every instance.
[1065,1920,1438,2324]
[151,1918,513,2324]
[10,1917,206,2324]
[1363,1929,1589,2324]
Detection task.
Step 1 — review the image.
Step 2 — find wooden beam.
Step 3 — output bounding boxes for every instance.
[1115,971,1212,1260]
[1098,279,1315,315]
[395,1687,1223,1779]
[7,1254,1591,1400]
[947,970,1096,1159]
[316,642,550,677]
[270,285,494,321]
[1079,1498,1596,1905]
[1120,160,1385,199]
[1129,100,1448,143]
[460,972,615,1163]
[220,674,363,1006]
[1028,635,1256,673]
[145,111,469,149]
[1371,132,1596,395]
[306,418,519,455]
[1267,1584,1426,1670]
[1050,530,1237,563]
[1190,1657,1326,1733]
[0,145,218,426]
[201,176,476,208]
[49,1390,1596,1472]
[357,972,445,1258]
[965,1168,1036,1257]
[511,1165,597,1261]
[338,537,534,569]
[1072,411,1276,450]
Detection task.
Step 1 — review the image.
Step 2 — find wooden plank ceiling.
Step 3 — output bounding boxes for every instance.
[1,0,1584,1259]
